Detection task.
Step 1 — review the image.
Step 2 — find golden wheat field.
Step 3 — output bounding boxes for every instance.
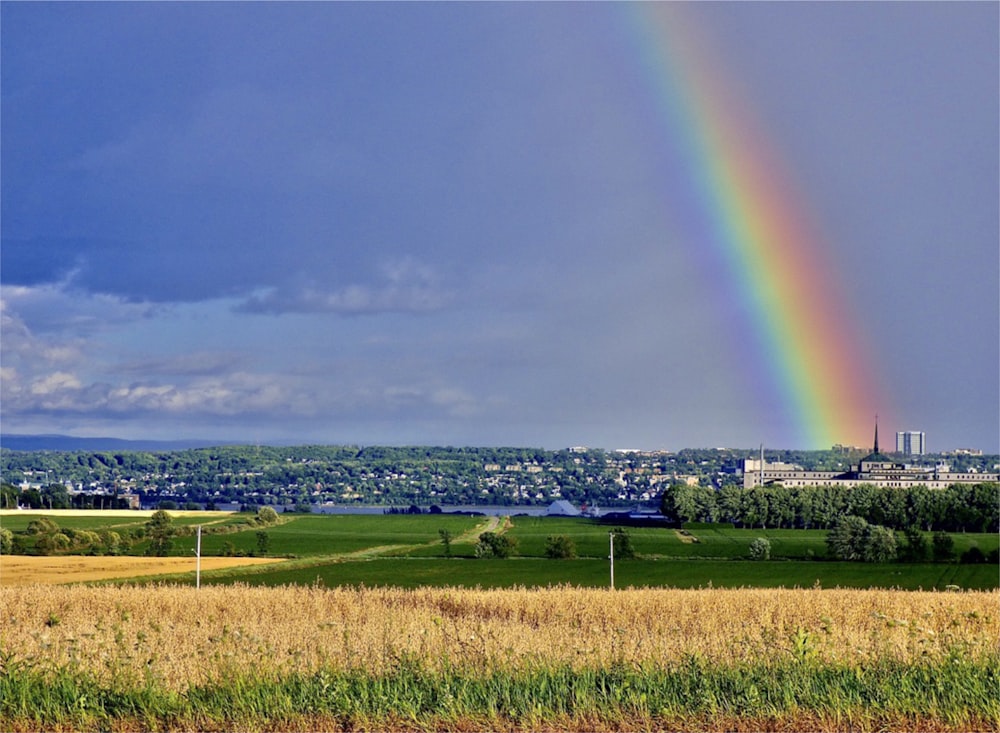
[2,584,996,691]
[0,555,283,586]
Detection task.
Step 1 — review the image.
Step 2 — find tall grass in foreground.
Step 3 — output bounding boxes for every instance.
[2,585,997,731]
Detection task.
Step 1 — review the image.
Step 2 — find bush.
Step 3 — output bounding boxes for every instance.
[256,531,270,556]
[475,531,517,559]
[256,506,279,525]
[99,530,123,555]
[610,528,636,559]
[899,527,929,562]
[26,517,58,535]
[545,535,577,559]
[826,516,897,563]
[931,531,955,563]
[960,546,986,564]
[748,537,771,560]
[0,527,13,554]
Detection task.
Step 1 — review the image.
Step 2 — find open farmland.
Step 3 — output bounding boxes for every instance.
[0,555,282,585]
[2,511,997,590]
[1,584,996,731]
[2,511,998,730]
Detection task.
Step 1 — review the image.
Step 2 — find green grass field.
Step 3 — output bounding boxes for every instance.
[4,511,997,591]
[196,556,997,591]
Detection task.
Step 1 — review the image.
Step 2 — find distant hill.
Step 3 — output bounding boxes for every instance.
[0,434,231,452]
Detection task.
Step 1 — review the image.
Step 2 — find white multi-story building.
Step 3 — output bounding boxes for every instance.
[896,431,926,456]
[744,424,995,489]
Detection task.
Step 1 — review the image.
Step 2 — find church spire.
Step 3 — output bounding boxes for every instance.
[873,414,879,453]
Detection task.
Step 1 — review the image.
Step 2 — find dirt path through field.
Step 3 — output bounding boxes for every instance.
[455,515,502,544]
[334,516,507,560]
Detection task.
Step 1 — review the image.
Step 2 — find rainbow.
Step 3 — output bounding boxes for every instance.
[622,4,885,448]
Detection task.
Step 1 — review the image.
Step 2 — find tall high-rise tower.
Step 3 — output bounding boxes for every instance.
[896,431,926,456]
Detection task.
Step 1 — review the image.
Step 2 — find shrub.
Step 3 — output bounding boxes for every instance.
[257,506,279,526]
[610,528,636,559]
[931,531,955,563]
[960,547,986,564]
[899,527,929,562]
[26,517,58,535]
[748,537,771,560]
[256,531,270,556]
[545,535,577,559]
[475,531,517,559]
[99,530,123,555]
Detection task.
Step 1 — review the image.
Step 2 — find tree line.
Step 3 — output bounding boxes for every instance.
[660,482,998,534]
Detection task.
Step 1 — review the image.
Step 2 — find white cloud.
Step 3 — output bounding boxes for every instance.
[29,372,83,395]
[238,258,452,315]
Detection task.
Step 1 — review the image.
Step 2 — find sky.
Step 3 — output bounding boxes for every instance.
[2,2,997,453]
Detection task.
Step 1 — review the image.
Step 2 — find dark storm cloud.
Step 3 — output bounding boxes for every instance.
[2,2,997,450]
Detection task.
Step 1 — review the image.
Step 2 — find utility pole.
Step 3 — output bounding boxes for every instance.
[609,532,615,590]
[195,525,202,589]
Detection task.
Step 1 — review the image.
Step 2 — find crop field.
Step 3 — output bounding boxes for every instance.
[0,555,281,585]
[1,584,996,731]
[2,511,998,730]
[201,556,999,592]
[2,511,997,591]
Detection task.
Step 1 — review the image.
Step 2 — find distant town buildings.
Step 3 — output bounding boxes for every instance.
[745,424,997,489]
[896,431,926,456]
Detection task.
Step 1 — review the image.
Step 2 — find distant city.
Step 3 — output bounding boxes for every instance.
[2,431,996,513]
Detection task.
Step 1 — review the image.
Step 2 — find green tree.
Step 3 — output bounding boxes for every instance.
[475,531,517,559]
[931,531,955,562]
[438,528,453,558]
[610,527,635,559]
[0,527,12,554]
[256,530,270,555]
[145,509,174,556]
[899,526,929,562]
[826,515,869,561]
[42,484,71,509]
[256,506,279,525]
[1,483,20,509]
[545,535,577,559]
[862,525,897,563]
[99,530,123,556]
[748,537,771,560]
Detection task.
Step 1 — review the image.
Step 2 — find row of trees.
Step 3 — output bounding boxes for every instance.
[823,516,994,564]
[660,482,998,533]
[4,506,283,557]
